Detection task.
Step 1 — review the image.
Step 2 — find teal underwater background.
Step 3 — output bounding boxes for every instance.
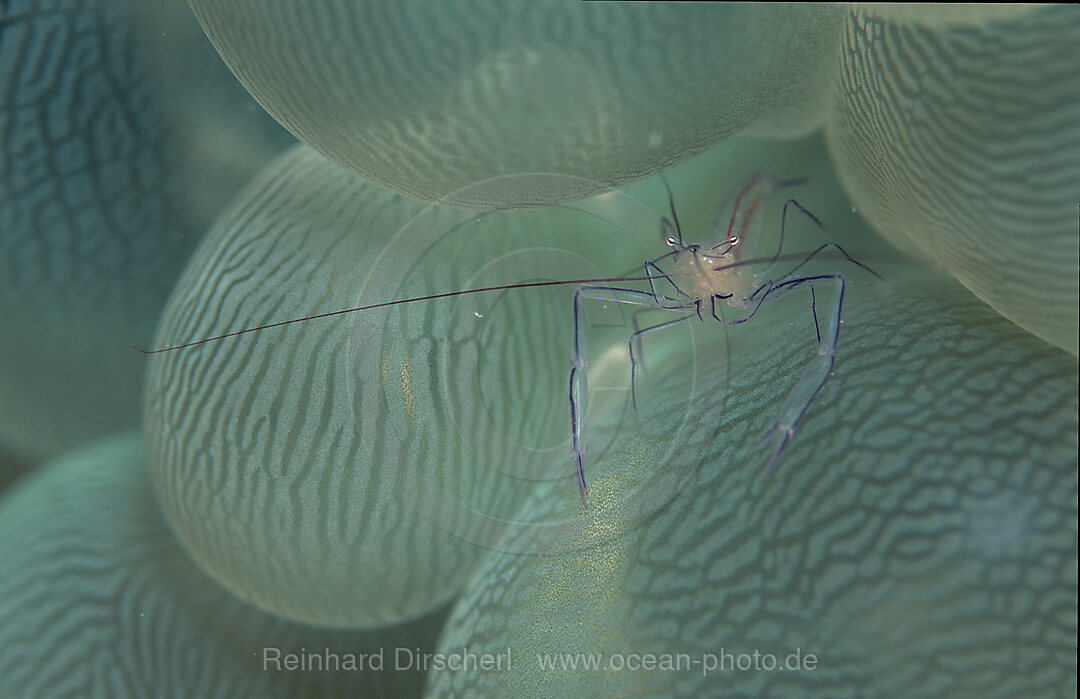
[0,2,1077,698]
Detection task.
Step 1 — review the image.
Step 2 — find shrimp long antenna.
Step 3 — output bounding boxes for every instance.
[131,251,884,355]
[132,276,652,354]
[659,174,684,246]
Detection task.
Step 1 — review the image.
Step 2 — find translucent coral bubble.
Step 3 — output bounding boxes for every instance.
[145,147,494,627]
[0,432,442,698]
[428,266,1078,698]
[144,143,710,626]
[0,0,290,460]
[187,0,843,208]
[827,6,1080,354]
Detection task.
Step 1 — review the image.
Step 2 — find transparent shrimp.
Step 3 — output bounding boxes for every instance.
[135,174,879,512]
[567,174,881,508]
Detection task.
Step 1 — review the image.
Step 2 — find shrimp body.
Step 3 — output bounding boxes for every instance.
[669,173,783,309]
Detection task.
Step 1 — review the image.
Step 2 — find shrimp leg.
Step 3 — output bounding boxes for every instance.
[630,261,696,368]
[629,307,653,376]
[569,285,692,508]
[738,273,846,476]
[645,260,693,308]
[756,198,882,284]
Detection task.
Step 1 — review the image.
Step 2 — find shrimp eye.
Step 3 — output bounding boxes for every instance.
[729,235,738,246]
[666,236,678,247]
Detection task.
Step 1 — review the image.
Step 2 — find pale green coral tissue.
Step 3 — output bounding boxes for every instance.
[0,433,443,698]
[186,0,842,207]
[0,0,291,461]
[828,5,1080,354]
[428,264,1078,698]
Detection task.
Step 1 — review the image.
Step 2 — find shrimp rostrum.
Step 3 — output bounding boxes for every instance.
[568,174,881,508]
